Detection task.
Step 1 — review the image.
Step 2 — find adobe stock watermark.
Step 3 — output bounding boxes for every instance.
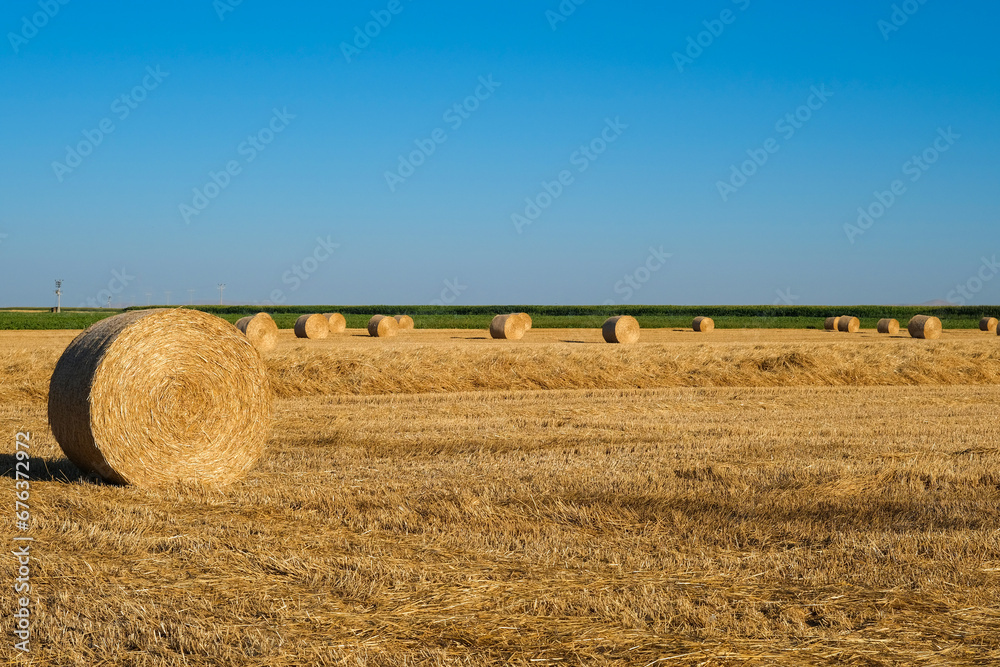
[214,0,243,21]
[603,246,671,305]
[430,277,467,306]
[52,66,169,182]
[7,0,70,54]
[341,0,414,63]
[878,0,929,41]
[12,430,33,653]
[77,267,135,308]
[673,0,751,73]
[385,75,501,192]
[843,126,959,244]
[716,84,834,202]
[253,235,340,306]
[945,255,999,306]
[512,117,628,234]
[546,0,586,30]
[773,286,800,306]
[179,107,295,224]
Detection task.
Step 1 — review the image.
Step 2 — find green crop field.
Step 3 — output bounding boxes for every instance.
[1,305,996,331]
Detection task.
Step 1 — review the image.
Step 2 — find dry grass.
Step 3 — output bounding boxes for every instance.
[1,329,999,664]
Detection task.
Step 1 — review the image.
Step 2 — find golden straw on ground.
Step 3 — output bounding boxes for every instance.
[693,316,714,333]
[908,314,942,339]
[294,314,329,339]
[877,318,900,334]
[368,315,399,338]
[235,312,278,352]
[323,312,346,333]
[490,314,525,340]
[47,309,272,488]
[602,315,640,344]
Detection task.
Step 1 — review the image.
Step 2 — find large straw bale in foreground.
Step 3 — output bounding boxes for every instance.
[394,315,414,330]
[368,315,399,338]
[47,309,272,487]
[824,317,841,331]
[877,318,900,334]
[693,316,714,333]
[837,316,860,333]
[323,312,347,333]
[490,314,525,340]
[979,317,998,333]
[235,312,278,352]
[294,314,329,339]
[602,315,640,344]
[908,314,942,339]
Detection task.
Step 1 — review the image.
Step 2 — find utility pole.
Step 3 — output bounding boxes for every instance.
[164,290,171,306]
[187,289,195,306]
[145,292,152,306]
[218,283,226,305]
[54,279,62,313]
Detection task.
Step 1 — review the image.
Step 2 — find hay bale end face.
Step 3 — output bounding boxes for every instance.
[693,316,714,333]
[837,316,860,333]
[368,315,399,338]
[877,318,900,334]
[516,312,532,331]
[393,315,414,330]
[489,314,525,340]
[47,309,272,488]
[908,314,942,339]
[323,312,347,333]
[294,314,329,339]
[979,317,998,333]
[236,312,279,352]
[602,315,640,344]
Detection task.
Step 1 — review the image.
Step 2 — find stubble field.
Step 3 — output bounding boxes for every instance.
[1,327,999,665]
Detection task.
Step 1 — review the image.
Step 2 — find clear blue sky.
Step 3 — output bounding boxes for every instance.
[1,1,997,307]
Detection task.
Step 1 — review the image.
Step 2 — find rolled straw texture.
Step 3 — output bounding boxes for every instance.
[489,314,525,340]
[236,312,278,352]
[877,318,900,334]
[323,313,347,333]
[368,315,399,338]
[602,315,640,344]
[47,309,272,488]
[294,314,329,339]
[907,314,942,339]
[693,316,714,333]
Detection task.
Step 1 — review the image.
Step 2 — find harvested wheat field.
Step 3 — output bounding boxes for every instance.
[2,327,1000,665]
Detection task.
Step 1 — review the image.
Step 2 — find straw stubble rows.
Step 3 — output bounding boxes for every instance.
[1,328,999,665]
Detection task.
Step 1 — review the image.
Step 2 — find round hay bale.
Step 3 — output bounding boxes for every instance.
[602,315,640,344]
[824,317,839,331]
[294,314,329,339]
[837,316,860,333]
[877,318,900,334]
[393,315,414,330]
[489,314,525,340]
[368,315,399,338]
[236,312,278,352]
[323,312,346,333]
[979,317,998,333]
[47,309,272,488]
[516,312,532,331]
[907,314,942,339]
[692,316,714,333]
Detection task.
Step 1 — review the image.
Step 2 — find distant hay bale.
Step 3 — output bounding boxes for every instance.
[323,312,346,333]
[367,315,399,338]
[47,309,272,488]
[979,317,998,333]
[489,314,525,340]
[294,314,329,339]
[825,316,841,331]
[877,318,900,334]
[235,312,278,352]
[393,315,414,330]
[837,316,860,333]
[516,313,532,330]
[907,314,942,340]
[602,315,640,344]
[693,316,714,333]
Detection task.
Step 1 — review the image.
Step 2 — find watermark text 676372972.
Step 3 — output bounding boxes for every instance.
[12,431,33,653]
